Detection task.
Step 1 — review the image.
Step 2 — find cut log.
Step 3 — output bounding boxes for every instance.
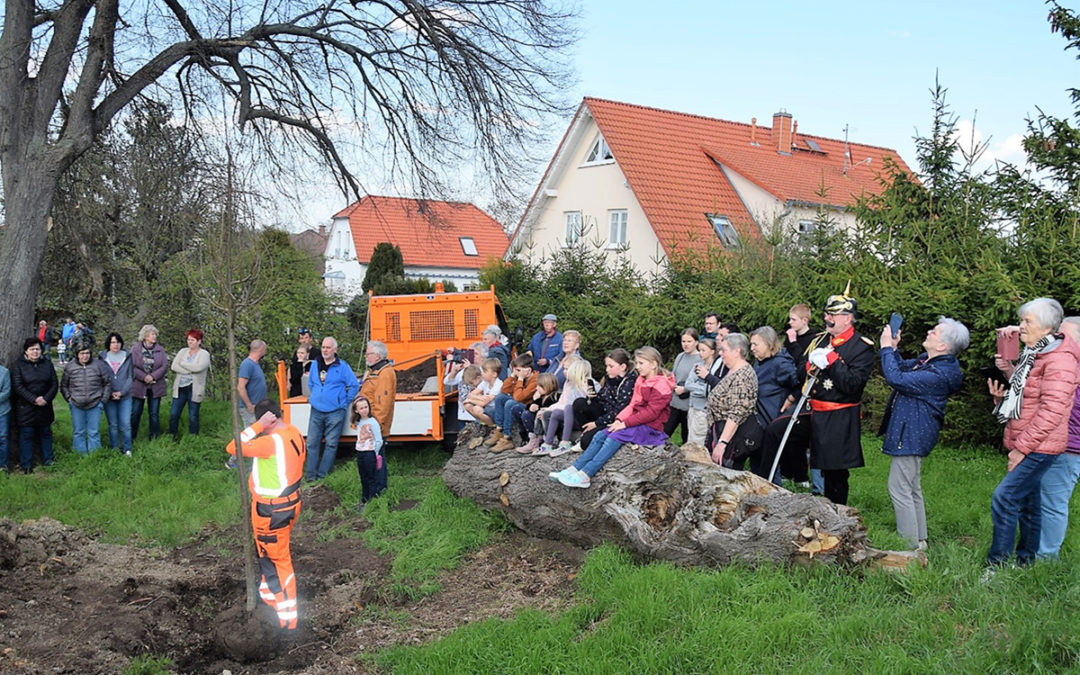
[442,426,922,571]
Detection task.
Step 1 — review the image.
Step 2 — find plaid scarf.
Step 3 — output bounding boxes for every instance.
[994,334,1053,423]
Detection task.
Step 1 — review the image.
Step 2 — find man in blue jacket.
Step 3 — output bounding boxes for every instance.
[878,316,968,549]
[305,336,359,481]
[527,314,562,373]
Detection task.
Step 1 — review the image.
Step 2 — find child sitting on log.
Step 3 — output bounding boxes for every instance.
[514,373,560,455]
[550,346,672,488]
[536,358,592,458]
[463,358,504,426]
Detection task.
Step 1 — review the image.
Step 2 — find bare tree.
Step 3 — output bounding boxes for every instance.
[0,0,575,364]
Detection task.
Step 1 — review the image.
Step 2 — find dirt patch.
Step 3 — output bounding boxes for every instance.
[0,490,583,674]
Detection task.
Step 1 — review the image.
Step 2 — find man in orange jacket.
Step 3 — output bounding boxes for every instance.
[226,399,306,630]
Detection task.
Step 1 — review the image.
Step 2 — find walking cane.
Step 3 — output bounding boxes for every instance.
[767,372,818,484]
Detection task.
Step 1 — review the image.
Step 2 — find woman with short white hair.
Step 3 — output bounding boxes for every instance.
[878,316,968,549]
[987,298,1080,569]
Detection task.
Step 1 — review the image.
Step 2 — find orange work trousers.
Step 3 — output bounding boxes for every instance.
[251,491,302,629]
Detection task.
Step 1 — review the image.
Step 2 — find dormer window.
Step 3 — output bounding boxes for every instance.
[459,237,478,256]
[583,134,614,165]
[708,214,740,250]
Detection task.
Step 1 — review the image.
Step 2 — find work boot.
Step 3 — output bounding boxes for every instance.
[491,437,515,453]
[515,434,540,455]
[484,429,505,447]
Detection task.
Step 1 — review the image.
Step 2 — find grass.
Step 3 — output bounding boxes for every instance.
[321,443,509,598]
[375,436,1080,673]
[9,397,1080,672]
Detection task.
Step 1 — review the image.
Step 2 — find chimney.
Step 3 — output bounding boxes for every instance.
[750,117,759,146]
[772,109,793,155]
[792,120,798,148]
[318,224,327,238]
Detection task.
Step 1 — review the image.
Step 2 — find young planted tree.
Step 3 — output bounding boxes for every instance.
[0,0,575,365]
[187,151,277,613]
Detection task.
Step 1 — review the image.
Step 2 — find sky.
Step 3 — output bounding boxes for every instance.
[287,1,1079,231]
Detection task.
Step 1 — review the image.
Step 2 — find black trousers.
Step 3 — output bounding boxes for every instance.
[573,397,605,448]
[756,410,852,505]
[663,406,689,442]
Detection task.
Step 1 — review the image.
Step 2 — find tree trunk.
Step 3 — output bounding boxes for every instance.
[443,426,921,571]
[0,164,60,366]
[225,316,258,611]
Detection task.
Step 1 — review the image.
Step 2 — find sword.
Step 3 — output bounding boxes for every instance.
[767,371,818,484]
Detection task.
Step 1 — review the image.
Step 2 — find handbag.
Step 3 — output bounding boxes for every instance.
[722,416,764,468]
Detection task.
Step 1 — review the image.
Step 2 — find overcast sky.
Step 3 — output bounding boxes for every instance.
[284,1,1079,232]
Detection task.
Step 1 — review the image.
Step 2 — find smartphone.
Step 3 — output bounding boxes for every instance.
[996,329,1020,361]
[888,312,903,338]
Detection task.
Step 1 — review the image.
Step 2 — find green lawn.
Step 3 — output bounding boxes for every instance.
[5,399,1080,672]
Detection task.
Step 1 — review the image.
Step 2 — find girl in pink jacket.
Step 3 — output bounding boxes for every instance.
[549,346,672,489]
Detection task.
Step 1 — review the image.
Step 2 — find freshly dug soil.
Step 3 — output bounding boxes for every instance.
[0,486,581,674]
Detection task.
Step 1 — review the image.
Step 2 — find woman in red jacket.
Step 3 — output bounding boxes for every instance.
[986,298,1080,569]
[549,346,672,489]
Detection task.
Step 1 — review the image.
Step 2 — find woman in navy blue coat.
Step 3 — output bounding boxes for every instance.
[878,317,969,549]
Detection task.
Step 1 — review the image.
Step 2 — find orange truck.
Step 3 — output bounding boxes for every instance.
[276,284,510,443]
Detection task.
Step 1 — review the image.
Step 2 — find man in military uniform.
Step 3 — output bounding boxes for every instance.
[755,284,875,505]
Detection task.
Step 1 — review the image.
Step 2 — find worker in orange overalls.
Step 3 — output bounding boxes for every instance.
[226,399,306,630]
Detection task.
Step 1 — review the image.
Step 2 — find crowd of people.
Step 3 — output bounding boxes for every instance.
[441,290,1080,574]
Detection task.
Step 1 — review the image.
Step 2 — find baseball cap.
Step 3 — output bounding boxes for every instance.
[542,314,557,322]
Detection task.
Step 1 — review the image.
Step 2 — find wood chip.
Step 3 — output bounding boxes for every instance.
[499,472,510,487]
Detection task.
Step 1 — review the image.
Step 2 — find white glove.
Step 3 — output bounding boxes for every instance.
[809,347,833,369]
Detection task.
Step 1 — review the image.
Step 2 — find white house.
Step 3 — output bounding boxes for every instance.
[323,195,509,297]
[508,97,914,273]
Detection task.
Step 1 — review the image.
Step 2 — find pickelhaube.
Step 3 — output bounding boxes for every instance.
[823,280,857,315]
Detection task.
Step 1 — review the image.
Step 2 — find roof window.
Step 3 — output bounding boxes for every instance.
[708,214,740,250]
[460,237,478,256]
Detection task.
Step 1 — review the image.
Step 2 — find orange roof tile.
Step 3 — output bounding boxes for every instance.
[339,195,509,269]
[579,98,913,257]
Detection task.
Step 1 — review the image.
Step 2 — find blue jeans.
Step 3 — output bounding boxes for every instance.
[70,403,104,455]
[988,451,1056,565]
[494,393,518,429]
[573,430,624,478]
[19,425,53,470]
[1038,452,1080,559]
[131,395,161,440]
[501,401,526,436]
[811,468,824,494]
[168,385,200,437]
[306,407,346,480]
[0,412,8,470]
[103,396,133,453]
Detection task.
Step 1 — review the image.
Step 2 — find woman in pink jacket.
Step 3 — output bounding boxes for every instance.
[986,298,1080,569]
[549,346,672,489]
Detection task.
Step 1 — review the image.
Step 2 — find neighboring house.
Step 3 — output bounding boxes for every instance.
[289,225,329,277]
[508,97,914,273]
[323,195,510,296]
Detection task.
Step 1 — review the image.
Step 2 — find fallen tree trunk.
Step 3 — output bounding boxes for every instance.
[442,426,921,571]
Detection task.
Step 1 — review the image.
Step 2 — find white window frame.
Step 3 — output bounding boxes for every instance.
[607,209,628,248]
[459,237,479,256]
[564,211,583,247]
[582,134,614,165]
[708,214,740,250]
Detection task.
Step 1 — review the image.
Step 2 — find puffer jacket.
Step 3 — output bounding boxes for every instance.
[1004,335,1080,456]
[99,349,134,398]
[616,373,674,431]
[11,354,58,427]
[61,357,112,409]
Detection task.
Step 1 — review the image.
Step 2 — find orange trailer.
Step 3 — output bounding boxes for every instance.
[276,284,509,443]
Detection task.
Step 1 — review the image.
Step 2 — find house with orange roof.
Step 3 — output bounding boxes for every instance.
[508,97,914,273]
[324,195,510,297]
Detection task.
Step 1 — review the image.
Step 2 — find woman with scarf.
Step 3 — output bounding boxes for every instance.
[986,298,1080,571]
[131,324,168,441]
